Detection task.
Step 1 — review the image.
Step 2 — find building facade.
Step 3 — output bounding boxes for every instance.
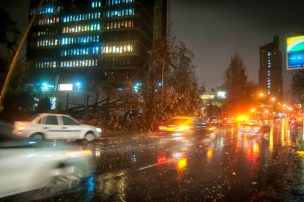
[259,36,283,99]
[27,0,166,93]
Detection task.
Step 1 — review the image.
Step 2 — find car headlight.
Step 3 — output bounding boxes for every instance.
[96,128,102,133]
[208,127,216,131]
[176,125,191,132]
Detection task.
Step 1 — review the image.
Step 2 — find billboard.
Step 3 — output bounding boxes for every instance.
[59,84,73,91]
[287,36,304,70]
[200,93,215,100]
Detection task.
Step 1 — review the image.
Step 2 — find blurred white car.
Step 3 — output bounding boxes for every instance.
[13,113,102,142]
[0,122,94,199]
[239,120,270,135]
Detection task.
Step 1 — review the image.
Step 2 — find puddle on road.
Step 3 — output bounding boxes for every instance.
[35,125,304,201]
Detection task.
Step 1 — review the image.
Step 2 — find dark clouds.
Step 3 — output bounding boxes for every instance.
[172,0,304,98]
[0,0,29,31]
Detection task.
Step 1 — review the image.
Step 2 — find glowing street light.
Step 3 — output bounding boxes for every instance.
[271,97,276,102]
[259,92,265,97]
[251,108,256,113]
[75,82,81,91]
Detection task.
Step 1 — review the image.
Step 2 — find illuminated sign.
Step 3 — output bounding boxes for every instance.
[287,36,304,70]
[217,91,227,99]
[50,97,56,110]
[200,94,215,100]
[59,84,73,91]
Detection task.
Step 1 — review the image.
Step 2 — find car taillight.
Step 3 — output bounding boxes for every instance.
[157,155,167,164]
[16,122,25,131]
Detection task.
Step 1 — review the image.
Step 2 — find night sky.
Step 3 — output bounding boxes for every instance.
[1,0,304,99]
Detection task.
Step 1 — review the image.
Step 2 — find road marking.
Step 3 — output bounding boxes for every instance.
[138,163,159,171]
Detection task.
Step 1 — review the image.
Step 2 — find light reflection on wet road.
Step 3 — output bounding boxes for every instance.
[34,122,304,201]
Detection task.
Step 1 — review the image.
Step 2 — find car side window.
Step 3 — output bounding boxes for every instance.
[37,118,43,124]
[194,118,202,126]
[45,116,58,125]
[62,116,78,125]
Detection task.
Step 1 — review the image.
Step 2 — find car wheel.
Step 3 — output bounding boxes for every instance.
[30,133,44,140]
[32,166,77,200]
[84,132,95,142]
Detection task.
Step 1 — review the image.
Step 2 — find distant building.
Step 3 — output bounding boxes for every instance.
[259,36,283,99]
[27,0,167,109]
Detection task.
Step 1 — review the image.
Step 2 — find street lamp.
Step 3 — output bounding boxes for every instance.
[271,97,276,102]
[259,92,265,97]
[75,82,81,91]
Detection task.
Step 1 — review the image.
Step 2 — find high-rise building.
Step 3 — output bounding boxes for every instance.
[27,0,167,95]
[259,36,283,99]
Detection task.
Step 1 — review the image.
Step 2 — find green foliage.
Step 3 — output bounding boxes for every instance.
[36,97,51,113]
[0,9,21,54]
[1,61,34,120]
[82,38,200,131]
[224,54,248,99]
[223,54,257,114]
[144,38,200,127]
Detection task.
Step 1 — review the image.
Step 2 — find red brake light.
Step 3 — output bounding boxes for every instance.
[157,155,167,164]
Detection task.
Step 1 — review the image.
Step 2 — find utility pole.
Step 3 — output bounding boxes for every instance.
[0,0,45,111]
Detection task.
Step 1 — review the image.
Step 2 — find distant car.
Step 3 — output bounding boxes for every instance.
[0,123,93,199]
[13,113,102,142]
[290,120,302,131]
[239,120,270,135]
[207,116,219,124]
[158,116,216,137]
[223,117,234,126]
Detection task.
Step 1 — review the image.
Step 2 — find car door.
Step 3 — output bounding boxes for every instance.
[59,115,83,139]
[41,115,63,139]
[0,135,36,197]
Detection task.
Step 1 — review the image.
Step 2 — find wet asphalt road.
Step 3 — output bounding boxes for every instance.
[9,120,304,201]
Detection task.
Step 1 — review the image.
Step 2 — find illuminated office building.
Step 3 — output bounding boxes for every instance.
[259,36,283,99]
[28,0,167,94]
